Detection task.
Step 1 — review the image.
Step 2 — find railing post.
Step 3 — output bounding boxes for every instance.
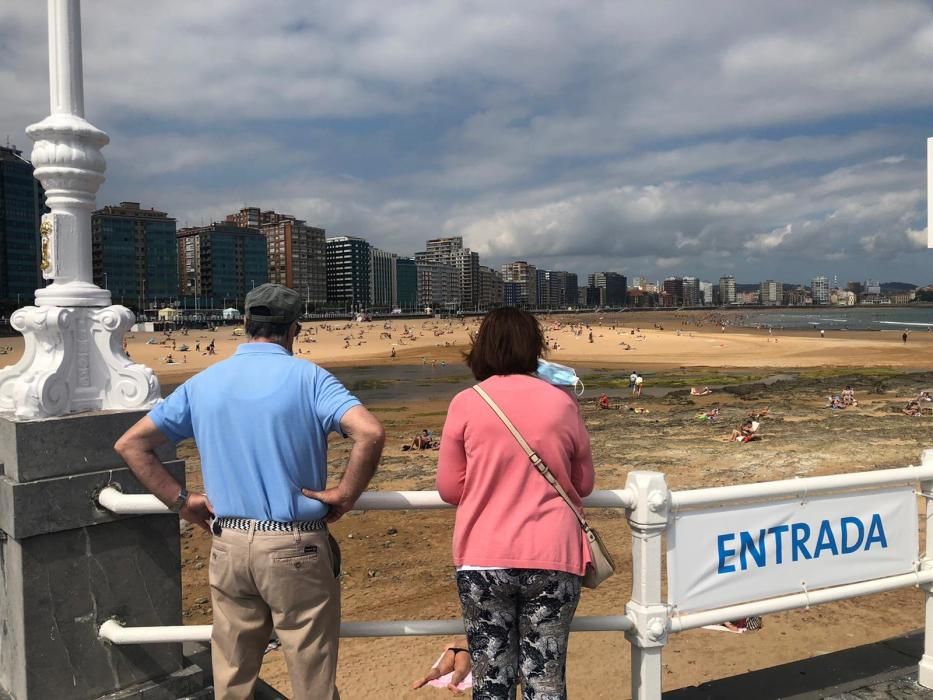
[624,471,671,700]
[918,449,933,688]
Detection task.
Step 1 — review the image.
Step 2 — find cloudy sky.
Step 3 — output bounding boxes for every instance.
[3,1,933,284]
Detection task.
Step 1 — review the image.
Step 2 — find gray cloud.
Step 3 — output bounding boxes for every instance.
[2,1,932,283]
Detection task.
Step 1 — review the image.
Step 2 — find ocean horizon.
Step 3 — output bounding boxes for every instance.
[734,306,933,331]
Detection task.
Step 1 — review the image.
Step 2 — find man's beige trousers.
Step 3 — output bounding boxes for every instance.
[209,525,340,699]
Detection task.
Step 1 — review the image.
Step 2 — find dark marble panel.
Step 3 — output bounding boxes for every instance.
[0,411,174,483]
[0,461,184,539]
[12,517,184,699]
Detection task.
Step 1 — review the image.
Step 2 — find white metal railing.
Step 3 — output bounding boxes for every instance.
[96,486,636,515]
[96,451,933,700]
[98,615,634,645]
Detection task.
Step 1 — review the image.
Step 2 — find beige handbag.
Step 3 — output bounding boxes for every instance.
[472,385,615,589]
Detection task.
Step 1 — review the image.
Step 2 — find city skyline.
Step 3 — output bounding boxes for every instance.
[2,2,933,283]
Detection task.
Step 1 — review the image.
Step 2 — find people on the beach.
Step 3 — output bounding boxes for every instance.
[598,393,611,410]
[724,616,763,633]
[634,373,644,397]
[404,429,439,451]
[437,307,594,699]
[411,638,472,693]
[115,283,385,699]
[691,386,712,396]
[726,418,760,442]
[842,386,857,407]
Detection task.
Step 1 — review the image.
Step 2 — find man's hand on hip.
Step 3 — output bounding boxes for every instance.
[301,487,355,523]
[302,405,385,523]
[180,493,215,532]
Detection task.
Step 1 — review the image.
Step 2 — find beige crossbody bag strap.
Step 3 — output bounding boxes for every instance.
[472,384,590,532]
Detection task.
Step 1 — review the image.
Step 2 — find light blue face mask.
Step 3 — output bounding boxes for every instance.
[536,359,585,396]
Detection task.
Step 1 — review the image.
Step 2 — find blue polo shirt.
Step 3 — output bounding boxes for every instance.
[148,343,360,521]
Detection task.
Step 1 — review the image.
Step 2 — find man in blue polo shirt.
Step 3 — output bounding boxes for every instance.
[115,283,384,700]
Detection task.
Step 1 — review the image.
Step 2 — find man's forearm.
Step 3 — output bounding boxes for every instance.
[338,435,383,501]
[120,445,183,506]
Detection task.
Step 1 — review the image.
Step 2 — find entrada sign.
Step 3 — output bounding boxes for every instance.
[716,513,889,573]
[668,486,918,614]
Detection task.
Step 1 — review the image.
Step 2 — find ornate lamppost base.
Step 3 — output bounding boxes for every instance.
[0,305,160,420]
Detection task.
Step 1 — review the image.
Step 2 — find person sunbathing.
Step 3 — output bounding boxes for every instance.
[904,400,922,416]
[622,404,650,414]
[690,387,713,396]
[696,407,719,421]
[403,430,439,451]
[726,419,760,442]
[411,639,472,694]
[724,616,763,633]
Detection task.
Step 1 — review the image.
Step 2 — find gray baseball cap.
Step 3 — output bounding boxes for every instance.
[244,283,302,324]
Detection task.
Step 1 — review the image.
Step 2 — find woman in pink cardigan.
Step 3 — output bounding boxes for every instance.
[437,308,595,700]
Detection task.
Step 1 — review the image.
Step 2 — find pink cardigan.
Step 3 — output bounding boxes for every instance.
[436,374,595,575]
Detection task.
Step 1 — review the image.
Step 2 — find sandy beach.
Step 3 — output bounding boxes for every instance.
[4,310,933,697]
[1,310,925,383]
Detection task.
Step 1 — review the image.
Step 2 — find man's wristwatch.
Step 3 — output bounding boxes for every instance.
[168,488,190,514]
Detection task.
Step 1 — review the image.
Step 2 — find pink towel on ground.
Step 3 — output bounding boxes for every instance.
[702,624,745,634]
[426,651,474,690]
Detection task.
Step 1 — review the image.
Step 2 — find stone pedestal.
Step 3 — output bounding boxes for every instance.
[0,410,191,699]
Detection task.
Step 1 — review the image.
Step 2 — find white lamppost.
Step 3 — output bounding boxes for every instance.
[0,0,159,419]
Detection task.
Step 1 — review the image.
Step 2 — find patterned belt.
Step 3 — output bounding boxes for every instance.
[214,517,327,532]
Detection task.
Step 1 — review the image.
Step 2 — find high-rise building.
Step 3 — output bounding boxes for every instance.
[423,236,481,311]
[326,236,371,309]
[760,280,781,306]
[370,247,397,309]
[699,281,714,306]
[395,257,418,310]
[177,222,267,307]
[424,236,463,262]
[501,261,537,307]
[584,286,606,308]
[587,272,627,306]
[682,277,699,306]
[92,202,177,309]
[719,275,736,305]
[662,277,684,306]
[552,271,578,309]
[811,276,830,305]
[225,206,261,229]
[416,259,459,310]
[478,265,504,309]
[226,207,326,310]
[536,270,578,309]
[0,145,45,303]
[536,269,549,309]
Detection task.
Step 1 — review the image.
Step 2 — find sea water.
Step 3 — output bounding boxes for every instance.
[736,306,933,331]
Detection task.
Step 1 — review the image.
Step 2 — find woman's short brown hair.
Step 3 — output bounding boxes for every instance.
[465,307,545,381]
